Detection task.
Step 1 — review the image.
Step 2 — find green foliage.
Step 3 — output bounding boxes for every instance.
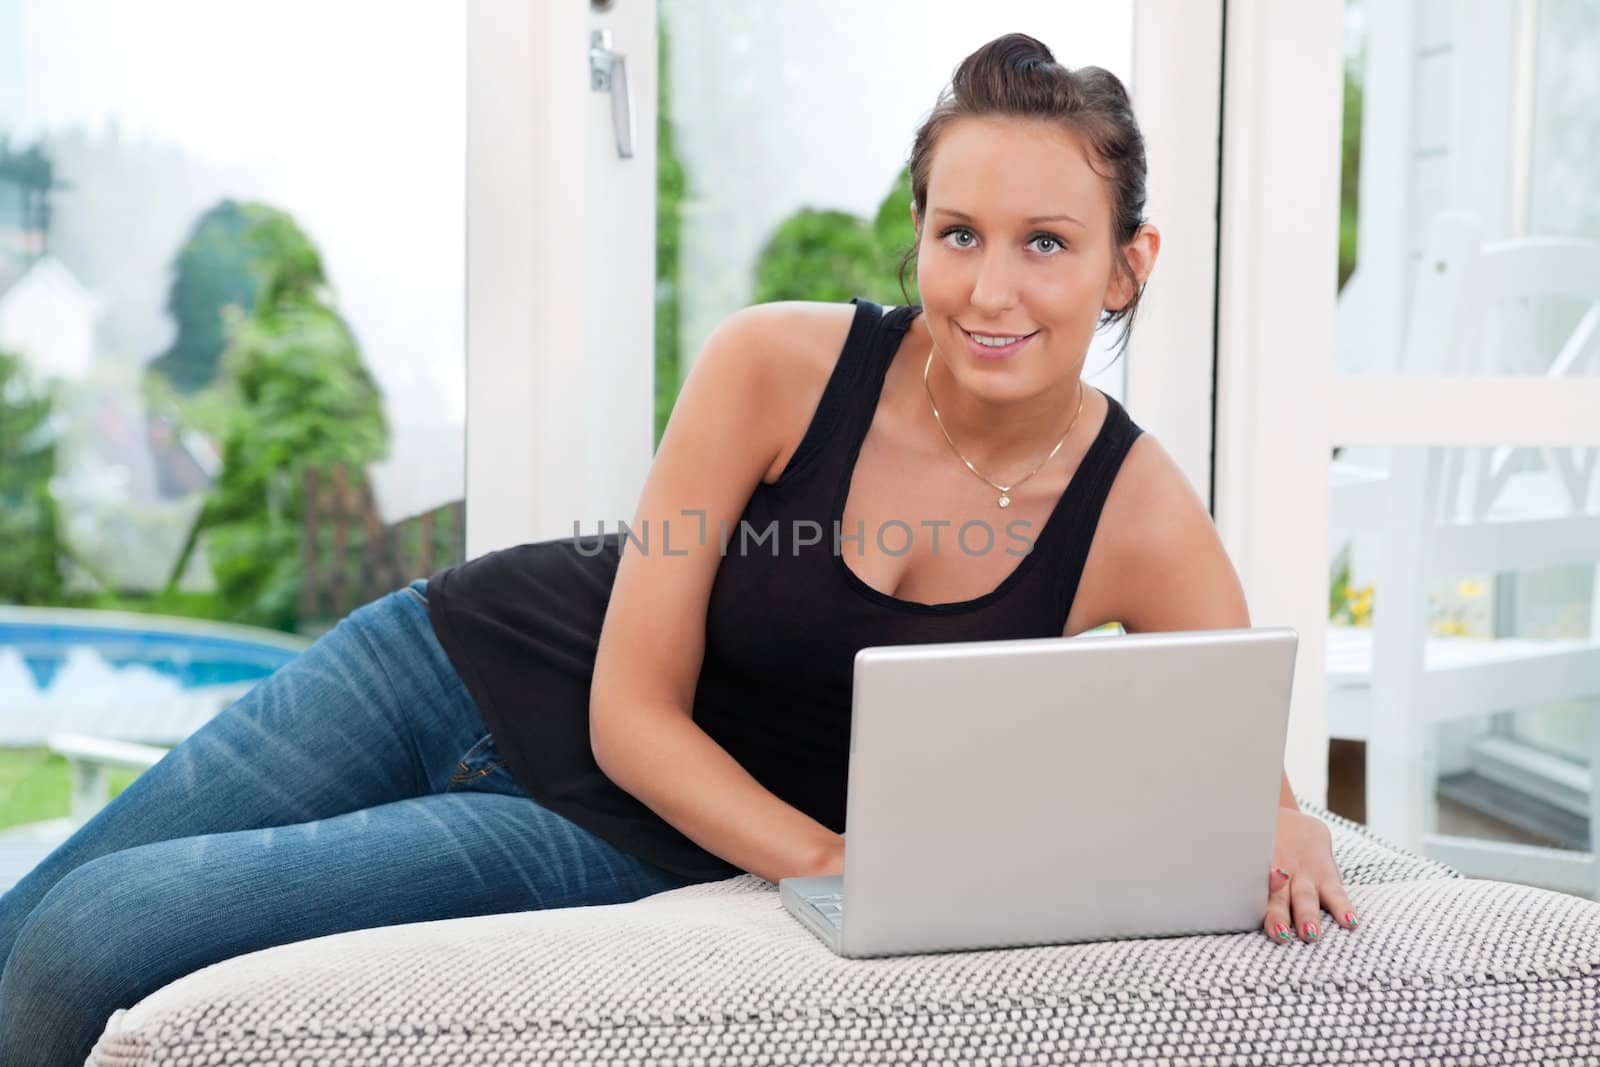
[752,209,883,304]
[655,14,684,449]
[872,166,920,303]
[1329,555,1350,618]
[1328,546,1374,627]
[0,746,147,830]
[147,200,266,393]
[751,167,921,308]
[0,349,64,604]
[1338,62,1363,291]
[0,136,57,283]
[166,203,389,631]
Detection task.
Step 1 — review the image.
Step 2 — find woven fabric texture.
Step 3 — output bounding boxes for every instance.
[88,802,1600,1066]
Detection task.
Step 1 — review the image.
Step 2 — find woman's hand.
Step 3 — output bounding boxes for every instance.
[1264,808,1359,944]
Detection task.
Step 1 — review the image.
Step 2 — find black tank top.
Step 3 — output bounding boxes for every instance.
[424,297,1144,880]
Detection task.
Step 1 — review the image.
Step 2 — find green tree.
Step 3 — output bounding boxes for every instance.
[0,136,59,263]
[0,136,55,189]
[872,165,920,303]
[0,349,64,604]
[164,205,388,631]
[751,167,921,308]
[752,209,883,304]
[147,200,265,393]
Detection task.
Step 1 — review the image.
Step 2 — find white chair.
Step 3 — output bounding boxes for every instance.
[1327,211,1600,900]
[46,732,169,826]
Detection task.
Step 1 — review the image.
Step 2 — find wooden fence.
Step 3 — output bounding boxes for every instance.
[299,464,464,632]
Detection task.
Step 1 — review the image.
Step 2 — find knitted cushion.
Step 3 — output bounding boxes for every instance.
[89,802,1600,1066]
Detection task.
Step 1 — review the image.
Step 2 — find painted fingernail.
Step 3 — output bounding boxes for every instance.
[1304,921,1319,941]
[1344,911,1359,928]
[1274,923,1291,941]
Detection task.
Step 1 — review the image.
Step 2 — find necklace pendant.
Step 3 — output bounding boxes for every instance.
[998,493,1011,508]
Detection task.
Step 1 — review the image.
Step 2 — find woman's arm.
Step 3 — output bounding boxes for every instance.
[593,699,844,883]
[589,302,850,885]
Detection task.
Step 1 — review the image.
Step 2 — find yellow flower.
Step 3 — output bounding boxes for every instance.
[1433,619,1472,637]
[1457,579,1488,600]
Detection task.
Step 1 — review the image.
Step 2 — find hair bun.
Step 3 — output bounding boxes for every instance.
[953,32,1060,94]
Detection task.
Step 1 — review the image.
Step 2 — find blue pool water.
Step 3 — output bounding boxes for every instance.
[0,607,308,692]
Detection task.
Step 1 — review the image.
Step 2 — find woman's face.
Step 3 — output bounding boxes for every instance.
[912,115,1156,403]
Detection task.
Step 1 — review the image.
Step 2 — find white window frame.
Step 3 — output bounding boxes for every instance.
[1127,0,1225,515]
[1220,0,1600,863]
[1214,0,1346,807]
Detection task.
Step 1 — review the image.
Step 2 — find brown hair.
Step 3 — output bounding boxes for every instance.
[898,33,1149,360]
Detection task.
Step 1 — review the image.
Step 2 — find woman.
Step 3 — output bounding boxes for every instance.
[0,32,1355,1062]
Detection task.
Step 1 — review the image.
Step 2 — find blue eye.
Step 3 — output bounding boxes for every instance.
[937,226,1066,255]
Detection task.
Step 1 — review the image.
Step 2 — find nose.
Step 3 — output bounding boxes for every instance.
[968,246,1020,316]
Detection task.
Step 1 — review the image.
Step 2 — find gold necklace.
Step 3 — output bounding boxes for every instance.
[922,344,1085,509]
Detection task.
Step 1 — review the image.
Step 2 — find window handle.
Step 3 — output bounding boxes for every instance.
[589,29,635,159]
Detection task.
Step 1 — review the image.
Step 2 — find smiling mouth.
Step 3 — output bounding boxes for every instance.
[960,325,1039,347]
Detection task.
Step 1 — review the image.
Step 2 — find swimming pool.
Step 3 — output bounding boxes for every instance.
[0,607,310,746]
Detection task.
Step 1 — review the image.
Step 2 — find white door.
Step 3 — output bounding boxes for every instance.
[466,0,659,557]
[1221,0,1600,895]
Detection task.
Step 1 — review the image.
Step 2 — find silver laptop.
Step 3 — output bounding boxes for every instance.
[779,626,1298,958]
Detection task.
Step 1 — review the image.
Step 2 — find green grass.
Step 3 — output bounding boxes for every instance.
[0,747,158,831]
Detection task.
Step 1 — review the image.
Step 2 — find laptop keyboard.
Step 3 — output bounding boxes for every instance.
[804,890,844,928]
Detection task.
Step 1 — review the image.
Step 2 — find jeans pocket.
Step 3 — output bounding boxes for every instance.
[447,730,509,787]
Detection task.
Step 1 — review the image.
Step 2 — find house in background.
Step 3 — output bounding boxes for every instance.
[0,143,215,594]
[0,254,97,381]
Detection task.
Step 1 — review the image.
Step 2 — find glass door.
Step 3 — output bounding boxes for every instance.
[0,1,469,858]
[480,0,1225,546]
[1326,0,1600,897]
[651,0,1224,495]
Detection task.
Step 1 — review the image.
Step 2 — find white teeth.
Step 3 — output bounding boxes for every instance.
[971,332,1026,347]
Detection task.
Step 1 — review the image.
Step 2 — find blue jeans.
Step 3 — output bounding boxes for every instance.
[0,579,709,1065]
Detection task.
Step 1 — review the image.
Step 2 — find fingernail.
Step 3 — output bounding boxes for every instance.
[1303,921,1319,941]
[1344,911,1359,928]
[1275,868,1291,879]
[1274,923,1291,941]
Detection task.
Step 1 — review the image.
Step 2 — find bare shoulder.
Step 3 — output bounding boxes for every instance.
[723,300,861,484]
[732,299,857,382]
[1103,430,1199,532]
[1069,427,1248,635]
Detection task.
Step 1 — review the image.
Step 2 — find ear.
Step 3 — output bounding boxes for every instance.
[1106,223,1161,311]
[909,199,920,235]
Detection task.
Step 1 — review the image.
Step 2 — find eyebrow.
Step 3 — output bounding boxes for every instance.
[933,208,1085,228]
